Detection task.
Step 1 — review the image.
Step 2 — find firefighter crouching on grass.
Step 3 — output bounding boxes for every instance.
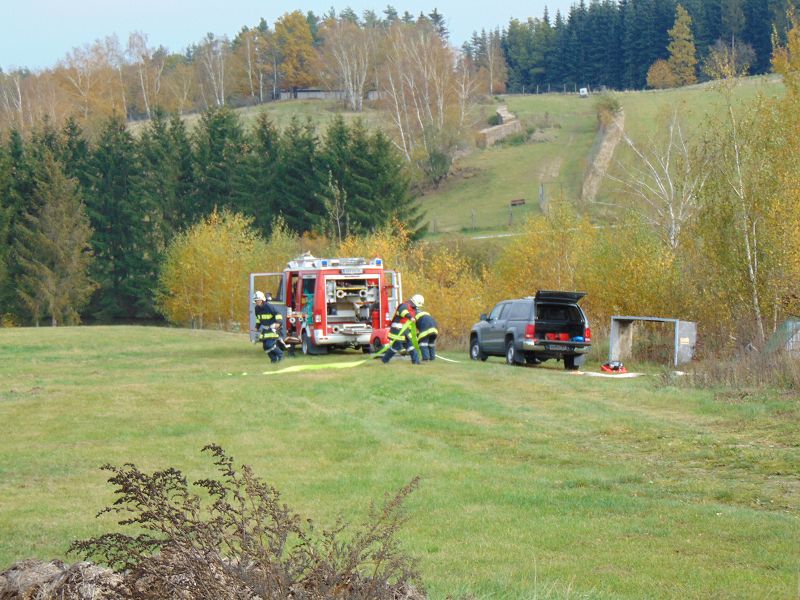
[415,307,438,361]
[254,291,284,362]
[382,294,424,365]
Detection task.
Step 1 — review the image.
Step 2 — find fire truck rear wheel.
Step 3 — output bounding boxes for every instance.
[372,338,383,353]
[301,331,327,355]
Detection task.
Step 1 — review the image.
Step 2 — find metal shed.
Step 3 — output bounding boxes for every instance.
[609,316,697,367]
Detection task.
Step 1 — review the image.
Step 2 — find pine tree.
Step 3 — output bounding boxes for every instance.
[136,109,190,256]
[502,19,532,93]
[85,117,155,320]
[235,112,280,237]
[0,144,12,311]
[0,130,36,317]
[337,119,376,233]
[167,114,196,226]
[548,11,569,87]
[668,4,698,85]
[14,152,95,326]
[319,115,354,236]
[367,129,422,237]
[59,117,91,189]
[192,106,246,219]
[742,0,772,73]
[273,117,323,233]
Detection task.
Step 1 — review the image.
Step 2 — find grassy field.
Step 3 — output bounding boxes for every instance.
[1,326,798,598]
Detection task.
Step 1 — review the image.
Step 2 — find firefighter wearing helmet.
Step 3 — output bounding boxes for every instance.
[381,294,424,365]
[254,290,284,362]
[414,304,439,361]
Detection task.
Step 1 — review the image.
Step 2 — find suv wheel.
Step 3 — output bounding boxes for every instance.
[505,339,518,365]
[470,337,487,361]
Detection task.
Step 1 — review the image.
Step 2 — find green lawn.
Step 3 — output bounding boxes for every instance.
[1,326,797,598]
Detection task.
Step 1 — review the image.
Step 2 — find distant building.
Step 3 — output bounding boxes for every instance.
[278,89,382,101]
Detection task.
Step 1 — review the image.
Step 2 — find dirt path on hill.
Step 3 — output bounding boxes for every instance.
[581,109,625,204]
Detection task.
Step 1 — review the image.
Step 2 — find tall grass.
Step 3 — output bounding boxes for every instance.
[671,351,800,390]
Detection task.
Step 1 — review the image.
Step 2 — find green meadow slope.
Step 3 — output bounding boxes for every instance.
[419,75,783,235]
[1,326,797,598]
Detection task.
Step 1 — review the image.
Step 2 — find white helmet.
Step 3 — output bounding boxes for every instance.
[254,291,266,302]
[410,294,424,308]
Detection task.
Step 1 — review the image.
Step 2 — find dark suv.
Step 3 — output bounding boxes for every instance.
[469,291,591,370]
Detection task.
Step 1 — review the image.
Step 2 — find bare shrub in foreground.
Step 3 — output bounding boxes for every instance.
[69,444,424,600]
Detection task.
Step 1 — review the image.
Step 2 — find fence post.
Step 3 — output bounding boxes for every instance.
[471,209,476,231]
[508,204,513,227]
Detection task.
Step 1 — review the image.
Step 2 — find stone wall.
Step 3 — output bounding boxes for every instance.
[477,105,522,148]
[477,119,523,148]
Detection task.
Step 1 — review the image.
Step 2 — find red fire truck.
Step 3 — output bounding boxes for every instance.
[249,253,403,355]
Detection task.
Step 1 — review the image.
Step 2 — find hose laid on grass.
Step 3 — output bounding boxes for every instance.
[262,360,369,375]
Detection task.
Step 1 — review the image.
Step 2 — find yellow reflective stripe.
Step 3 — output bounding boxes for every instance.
[399,308,409,318]
[415,311,430,318]
[275,314,283,320]
[388,332,405,341]
[418,327,438,339]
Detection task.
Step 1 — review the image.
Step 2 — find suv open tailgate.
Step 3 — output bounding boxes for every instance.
[535,290,587,303]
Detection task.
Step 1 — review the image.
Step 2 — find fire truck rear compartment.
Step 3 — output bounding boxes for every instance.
[325,277,380,327]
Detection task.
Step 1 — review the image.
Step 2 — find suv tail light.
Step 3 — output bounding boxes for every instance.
[525,324,536,340]
[584,327,591,342]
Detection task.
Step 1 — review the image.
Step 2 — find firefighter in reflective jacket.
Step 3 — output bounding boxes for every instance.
[254,291,284,361]
[382,294,424,365]
[415,308,438,361]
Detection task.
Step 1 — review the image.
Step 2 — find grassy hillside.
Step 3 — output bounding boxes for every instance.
[421,95,597,234]
[128,76,782,238]
[419,75,784,235]
[1,326,797,598]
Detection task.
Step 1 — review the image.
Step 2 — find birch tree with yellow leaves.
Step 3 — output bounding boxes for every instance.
[158,209,268,330]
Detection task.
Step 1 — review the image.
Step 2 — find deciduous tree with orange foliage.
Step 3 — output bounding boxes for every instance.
[275,11,319,93]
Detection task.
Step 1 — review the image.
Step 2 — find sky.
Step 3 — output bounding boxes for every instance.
[1,0,576,71]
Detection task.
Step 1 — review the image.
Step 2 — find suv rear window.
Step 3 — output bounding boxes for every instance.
[507,300,533,320]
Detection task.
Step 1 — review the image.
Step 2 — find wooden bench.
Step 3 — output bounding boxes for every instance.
[510,199,526,207]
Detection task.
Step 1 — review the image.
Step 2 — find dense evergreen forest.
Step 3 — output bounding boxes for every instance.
[463,0,800,92]
[0,111,418,324]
